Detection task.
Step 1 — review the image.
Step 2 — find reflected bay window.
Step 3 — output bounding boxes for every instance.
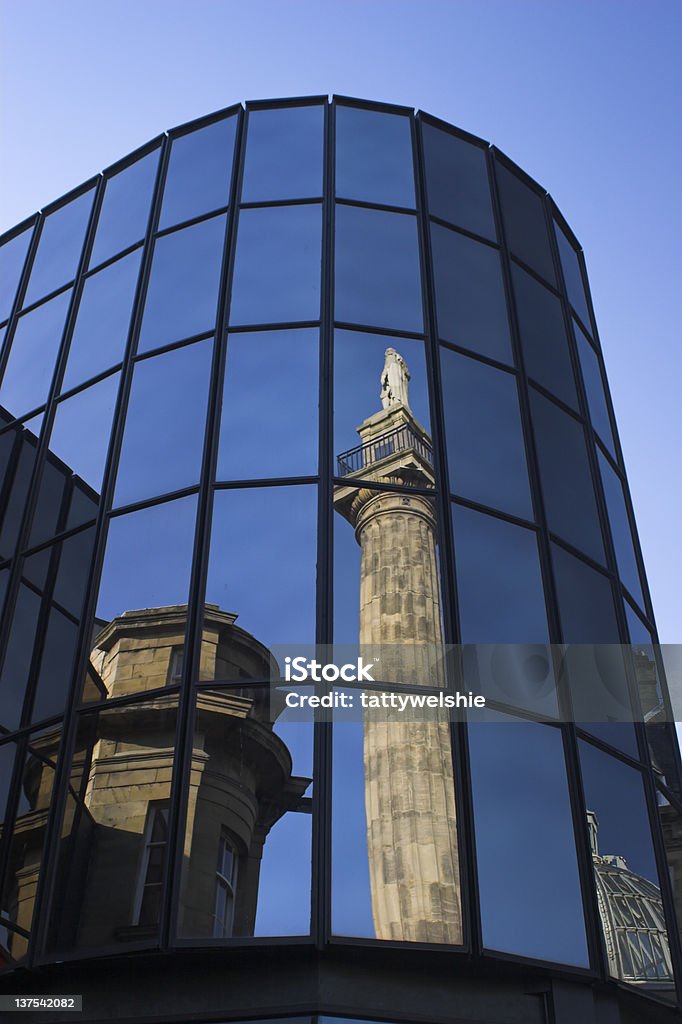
[135,802,169,927]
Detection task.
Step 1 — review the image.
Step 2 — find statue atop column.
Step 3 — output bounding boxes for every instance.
[380,347,411,410]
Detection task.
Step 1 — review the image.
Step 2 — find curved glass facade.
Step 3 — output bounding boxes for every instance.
[0,96,680,1022]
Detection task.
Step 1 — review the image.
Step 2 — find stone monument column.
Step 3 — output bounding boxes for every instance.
[334,349,461,943]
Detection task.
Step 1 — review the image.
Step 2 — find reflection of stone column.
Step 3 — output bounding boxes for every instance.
[334,353,461,943]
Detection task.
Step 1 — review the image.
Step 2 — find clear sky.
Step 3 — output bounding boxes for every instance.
[1,0,680,648]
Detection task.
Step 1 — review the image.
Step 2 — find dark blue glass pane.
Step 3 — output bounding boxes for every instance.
[431,224,512,364]
[335,205,422,333]
[0,432,38,561]
[555,222,591,329]
[574,320,616,458]
[24,190,94,307]
[453,505,548,643]
[206,486,317,648]
[63,249,142,391]
[441,349,532,518]
[138,214,226,353]
[28,458,67,547]
[95,494,197,623]
[0,228,33,322]
[31,609,79,722]
[512,264,577,409]
[552,544,618,643]
[90,149,159,268]
[336,106,414,208]
[496,163,555,285]
[0,584,41,729]
[470,717,588,965]
[230,205,322,326]
[422,124,495,240]
[217,329,318,480]
[531,390,604,563]
[114,339,212,507]
[598,451,645,609]
[242,105,323,202]
[50,372,120,501]
[160,117,237,229]
[0,290,71,420]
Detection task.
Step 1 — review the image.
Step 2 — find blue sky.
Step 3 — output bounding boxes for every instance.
[1,0,680,649]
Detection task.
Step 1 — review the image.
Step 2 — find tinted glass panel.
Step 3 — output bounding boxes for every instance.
[138,214,226,353]
[422,123,495,239]
[0,228,33,322]
[0,290,71,420]
[242,105,323,202]
[27,458,67,547]
[0,584,41,729]
[63,249,142,392]
[335,205,422,333]
[470,716,588,964]
[24,190,94,307]
[217,329,318,480]
[229,205,322,326]
[160,117,237,229]
[31,609,78,722]
[205,486,317,656]
[430,224,511,364]
[0,430,38,561]
[90,149,159,268]
[441,350,531,518]
[574,320,616,457]
[555,222,591,329]
[496,163,555,284]
[512,263,576,408]
[531,390,604,564]
[579,741,673,987]
[452,505,548,643]
[598,452,645,608]
[114,340,212,507]
[336,105,414,207]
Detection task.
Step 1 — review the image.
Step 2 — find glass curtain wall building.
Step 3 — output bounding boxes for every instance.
[0,96,680,1024]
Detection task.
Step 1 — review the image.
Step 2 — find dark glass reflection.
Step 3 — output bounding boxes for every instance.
[0,585,41,729]
[422,123,495,239]
[205,486,317,656]
[440,349,531,518]
[179,689,312,937]
[496,163,555,285]
[336,105,414,208]
[531,390,604,564]
[62,249,142,391]
[114,340,212,507]
[574,319,616,458]
[453,505,548,643]
[0,740,15,821]
[0,425,39,561]
[512,264,577,409]
[138,214,226,353]
[90,149,159,269]
[598,452,645,608]
[160,117,237,229]
[0,290,71,420]
[430,224,511,364]
[229,205,322,326]
[242,105,323,203]
[552,544,618,644]
[555,222,591,329]
[217,329,318,480]
[0,228,33,322]
[23,190,94,307]
[469,715,588,965]
[579,740,674,987]
[48,700,177,952]
[335,205,422,333]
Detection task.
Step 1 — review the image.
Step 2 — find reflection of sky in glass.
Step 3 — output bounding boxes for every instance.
[96,495,197,621]
[422,122,496,240]
[574,319,615,458]
[470,718,588,965]
[334,331,430,455]
[114,340,212,506]
[90,150,159,269]
[242,105,323,203]
[333,505,362,644]
[496,164,555,286]
[331,716,373,936]
[207,485,317,646]
[160,117,237,230]
[217,329,318,480]
[512,264,576,410]
[598,450,645,609]
[62,249,142,391]
[254,810,311,936]
[0,290,71,419]
[555,223,591,329]
[336,105,414,208]
[50,372,119,492]
[24,190,94,307]
[0,227,32,322]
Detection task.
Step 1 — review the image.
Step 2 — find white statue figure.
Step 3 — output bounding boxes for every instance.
[380,348,411,410]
